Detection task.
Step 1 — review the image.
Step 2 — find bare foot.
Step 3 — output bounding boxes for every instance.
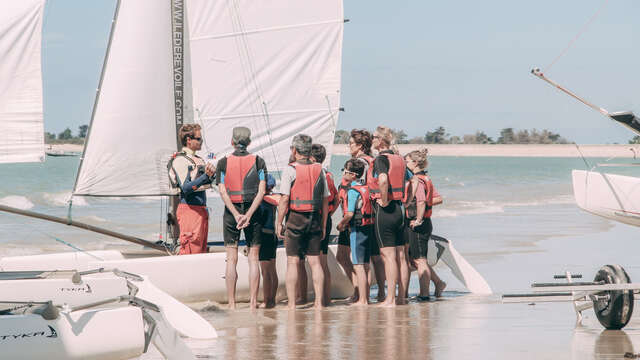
[228,302,237,310]
[352,300,369,307]
[379,300,396,308]
[435,281,447,298]
[313,302,326,310]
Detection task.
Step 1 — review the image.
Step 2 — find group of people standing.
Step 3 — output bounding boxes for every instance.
[169,124,445,310]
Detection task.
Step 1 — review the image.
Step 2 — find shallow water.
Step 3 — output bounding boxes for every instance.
[3,156,640,358]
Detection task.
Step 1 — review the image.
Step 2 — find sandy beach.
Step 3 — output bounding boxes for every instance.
[46,143,84,153]
[332,144,640,158]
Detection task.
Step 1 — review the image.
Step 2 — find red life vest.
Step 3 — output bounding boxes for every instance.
[339,183,374,226]
[225,154,260,203]
[263,193,282,206]
[326,171,339,213]
[404,173,433,219]
[369,152,406,201]
[289,161,324,212]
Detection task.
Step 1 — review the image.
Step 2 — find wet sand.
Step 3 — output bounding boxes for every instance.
[136,213,640,360]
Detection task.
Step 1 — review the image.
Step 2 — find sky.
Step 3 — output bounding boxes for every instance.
[42,0,638,144]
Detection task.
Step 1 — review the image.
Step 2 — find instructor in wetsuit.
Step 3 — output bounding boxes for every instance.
[371,125,409,306]
[168,124,215,255]
[276,134,330,309]
[216,127,267,309]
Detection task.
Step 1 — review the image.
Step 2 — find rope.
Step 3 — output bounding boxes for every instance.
[574,143,592,170]
[545,0,610,72]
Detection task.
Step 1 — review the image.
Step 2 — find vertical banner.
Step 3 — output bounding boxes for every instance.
[172,0,185,137]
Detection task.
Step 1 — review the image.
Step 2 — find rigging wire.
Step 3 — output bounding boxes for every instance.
[24,223,105,261]
[229,0,282,168]
[574,143,592,170]
[544,0,610,72]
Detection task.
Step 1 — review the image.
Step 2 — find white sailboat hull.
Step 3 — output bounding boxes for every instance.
[572,170,640,227]
[0,307,145,360]
[0,245,354,304]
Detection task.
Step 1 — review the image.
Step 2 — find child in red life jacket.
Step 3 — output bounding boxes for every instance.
[259,174,280,308]
[403,149,446,300]
[336,158,373,306]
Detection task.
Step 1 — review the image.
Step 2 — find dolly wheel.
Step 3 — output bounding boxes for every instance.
[593,265,634,329]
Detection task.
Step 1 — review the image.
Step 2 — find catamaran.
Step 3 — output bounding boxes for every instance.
[0,1,214,359]
[0,0,491,306]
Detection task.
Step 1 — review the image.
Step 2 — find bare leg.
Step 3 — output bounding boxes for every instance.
[371,255,386,302]
[296,260,308,304]
[396,246,409,305]
[429,264,447,297]
[225,247,239,309]
[270,259,279,305]
[307,255,325,309]
[415,258,432,297]
[336,244,358,301]
[320,253,332,306]
[404,243,412,298]
[248,246,261,309]
[379,247,398,307]
[286,256,300,310]
[353,264,369,306]
[260,260,272,308]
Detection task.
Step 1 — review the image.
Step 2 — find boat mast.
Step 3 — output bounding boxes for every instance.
[167,0,186,246]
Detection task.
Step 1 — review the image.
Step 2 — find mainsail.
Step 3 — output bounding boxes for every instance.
[0,0,46,164]
[187,0,344,171]
[73,0,192,197]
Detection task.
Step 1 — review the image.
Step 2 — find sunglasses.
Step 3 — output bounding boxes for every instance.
[190,137,203,142]
[341,168,357,175]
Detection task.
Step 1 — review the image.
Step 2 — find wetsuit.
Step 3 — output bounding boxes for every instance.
[258,200,278,261]
[372,150,409,248]
[404,171,435,259]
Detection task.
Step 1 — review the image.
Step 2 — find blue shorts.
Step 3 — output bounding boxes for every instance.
[350,225,372,265]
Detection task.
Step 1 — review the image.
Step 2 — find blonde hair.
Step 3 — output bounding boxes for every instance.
[406,148,429,169]
[375,125,399,154]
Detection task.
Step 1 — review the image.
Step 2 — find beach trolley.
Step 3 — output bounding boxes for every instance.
[503,266,639,330]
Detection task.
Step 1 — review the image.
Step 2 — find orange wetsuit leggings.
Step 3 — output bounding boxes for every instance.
[177,203,209,254]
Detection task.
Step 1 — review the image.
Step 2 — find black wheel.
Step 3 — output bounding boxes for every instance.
[592,265,634,330]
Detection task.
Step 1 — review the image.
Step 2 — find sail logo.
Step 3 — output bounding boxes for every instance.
[0,326,58,341]
[59,283,92,293]
[172,0,185,126]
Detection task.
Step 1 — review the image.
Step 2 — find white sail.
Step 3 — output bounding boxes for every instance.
[73,0,191,197]
[187,0,344,171]
[0,0,46,164]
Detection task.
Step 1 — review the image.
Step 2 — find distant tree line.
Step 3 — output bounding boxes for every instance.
[45,125,88,144]
[335,127,569,144]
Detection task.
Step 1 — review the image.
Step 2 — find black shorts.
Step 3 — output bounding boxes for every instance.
[374,201,405,248]
[259,232,277,261]
[223,202,262,247]
[338,229,350,247]
[407,218,433,260]
[285,210,323,257]
[320,217,332,254]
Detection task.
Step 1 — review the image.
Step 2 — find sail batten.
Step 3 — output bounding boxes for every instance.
[0,0,46,164]
[188,0,344,171]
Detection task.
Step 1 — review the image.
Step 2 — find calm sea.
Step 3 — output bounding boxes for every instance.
[1,154,638,292]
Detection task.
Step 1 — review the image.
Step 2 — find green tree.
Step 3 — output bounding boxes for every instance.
[58,127,73,140]
[78,124,89,138]
[497,128,515,144]
[334,129,350,144]
[424,126,448,144]
[392,129,408,144]
[630,136,640,144]
[44,132,56,142]
[408,136,426,144]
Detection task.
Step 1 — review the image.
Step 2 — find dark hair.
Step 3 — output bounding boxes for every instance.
[291,134,312,156]
[344,158,365,178]
[178,124,202,146]
[311,143,326,163]
[350,129,372,155]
